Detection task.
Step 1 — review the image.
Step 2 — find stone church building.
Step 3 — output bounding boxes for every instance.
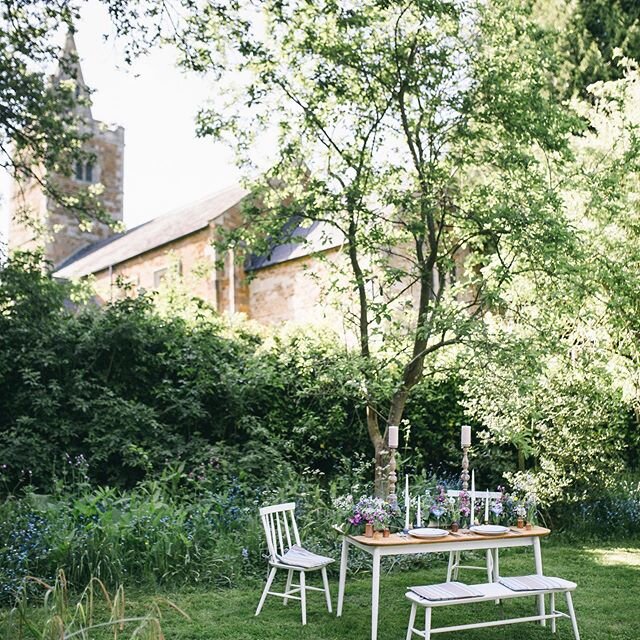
[8,35,341,326]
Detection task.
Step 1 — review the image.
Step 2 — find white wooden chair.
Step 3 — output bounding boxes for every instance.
[255,501,334,625]
[445,489,503,584]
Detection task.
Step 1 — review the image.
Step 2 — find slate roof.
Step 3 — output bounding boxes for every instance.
[245,218,343,271]
[54,184,248,279]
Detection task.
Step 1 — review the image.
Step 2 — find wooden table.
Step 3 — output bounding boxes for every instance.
[336,526,551,640]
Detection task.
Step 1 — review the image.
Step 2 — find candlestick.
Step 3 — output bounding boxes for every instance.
[470,470,475,526]
[417,496,422,527]
[404,474,410,530]
[484,490,489,523]
[461,445,470,491]
[461,425,471,448]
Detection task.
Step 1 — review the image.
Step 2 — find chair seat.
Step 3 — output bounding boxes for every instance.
[277,545,335,569]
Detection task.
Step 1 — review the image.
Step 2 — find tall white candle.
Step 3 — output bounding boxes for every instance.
[461,425,471,448]
[470,470,475,526]
[388,425,399,449]
[404,474,410,529]
[485,490,490,523]
[417,496,422,527]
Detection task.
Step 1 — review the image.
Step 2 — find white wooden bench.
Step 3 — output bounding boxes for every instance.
[405,576,580,640]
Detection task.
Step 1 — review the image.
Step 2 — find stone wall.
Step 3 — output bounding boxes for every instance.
[247,248,348,330]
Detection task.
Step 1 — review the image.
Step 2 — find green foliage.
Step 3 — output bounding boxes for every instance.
[0,252,466,491]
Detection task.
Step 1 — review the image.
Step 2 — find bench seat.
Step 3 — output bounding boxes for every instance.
[405,577,580,640]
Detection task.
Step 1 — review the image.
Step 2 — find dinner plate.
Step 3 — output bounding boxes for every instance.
[408,527,449,539]
[469,524,509,536]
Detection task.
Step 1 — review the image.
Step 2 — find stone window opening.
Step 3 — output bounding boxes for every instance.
[74,160,95,183]
[153,268,168,288]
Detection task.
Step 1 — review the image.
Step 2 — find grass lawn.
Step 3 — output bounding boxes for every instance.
[3,540,639,639]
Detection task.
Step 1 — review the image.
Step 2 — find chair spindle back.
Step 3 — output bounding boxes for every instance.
[259,502,301,562]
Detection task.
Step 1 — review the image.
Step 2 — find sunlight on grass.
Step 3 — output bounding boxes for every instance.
[585,547,640,569]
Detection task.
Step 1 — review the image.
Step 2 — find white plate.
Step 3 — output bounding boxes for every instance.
[470,524,509,536]
[408,527,449,539]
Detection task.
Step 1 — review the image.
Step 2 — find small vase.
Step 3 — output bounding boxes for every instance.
[525,521,533,530]
[517,517,525,529]
[383,528,390,538]
[365,523,374,538]
[450,522,459,533]
[373,529,383,540]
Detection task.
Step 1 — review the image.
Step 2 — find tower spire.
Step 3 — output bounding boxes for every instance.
[58,29,92,121]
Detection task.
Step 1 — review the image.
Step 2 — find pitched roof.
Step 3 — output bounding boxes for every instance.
[245,219,343,271]
[54,184,248,279]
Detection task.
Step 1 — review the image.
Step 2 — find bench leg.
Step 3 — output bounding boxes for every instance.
[566,591,580,640]
[550,592,556,633]
[406,603,417,640]
[424,606,432,640]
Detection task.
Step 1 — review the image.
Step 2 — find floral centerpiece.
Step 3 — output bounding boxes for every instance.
[428,484,451,527]
[341,495,398,537]
[489,486,508,525]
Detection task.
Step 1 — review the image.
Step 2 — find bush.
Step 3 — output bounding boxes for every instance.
[0,252,467,492]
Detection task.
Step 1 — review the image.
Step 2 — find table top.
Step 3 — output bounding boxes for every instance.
[346,525,550,547]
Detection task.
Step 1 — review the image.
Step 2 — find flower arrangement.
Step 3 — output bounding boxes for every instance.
[345,495,397,533]
[428,484,449,525]
[489,486,508,525]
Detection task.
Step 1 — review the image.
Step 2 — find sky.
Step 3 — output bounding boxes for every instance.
[0,1,241,243]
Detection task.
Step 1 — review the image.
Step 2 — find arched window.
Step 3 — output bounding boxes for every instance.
[74,160,95,183]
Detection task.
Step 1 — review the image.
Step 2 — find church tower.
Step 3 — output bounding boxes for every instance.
[8,32,124,268]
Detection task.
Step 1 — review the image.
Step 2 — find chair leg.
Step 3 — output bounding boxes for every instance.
[256,566,277,616]
[299,570,307,625]
[566,591,580,640]
[321,567,332,613]
[485,549,493,583]
[550,592,556,633]
[452,551,461,581]
[446,552,455,582]
[424,606,432,640]
[405,603,417,640]
[284,569,294,605]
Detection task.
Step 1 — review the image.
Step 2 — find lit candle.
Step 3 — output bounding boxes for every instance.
[470,470,475,526]
[461,425,471,448]
[417,496,422,527]
[404,474,410,529]
[485,490,490,523]
[388,425,399,449]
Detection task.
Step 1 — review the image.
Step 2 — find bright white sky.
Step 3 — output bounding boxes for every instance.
[0,1,241,243]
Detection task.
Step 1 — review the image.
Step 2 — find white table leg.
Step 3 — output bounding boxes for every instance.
[337,537,349,617]
[533,537,546,626]
[566,591,580,640]
[371,548,381,640]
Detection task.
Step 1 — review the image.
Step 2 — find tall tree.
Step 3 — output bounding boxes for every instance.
[173,0,583,494]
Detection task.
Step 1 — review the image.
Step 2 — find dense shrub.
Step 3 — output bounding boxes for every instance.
[0,253,466,492]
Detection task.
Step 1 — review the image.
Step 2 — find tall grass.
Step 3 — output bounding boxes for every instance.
[1,569,188,639]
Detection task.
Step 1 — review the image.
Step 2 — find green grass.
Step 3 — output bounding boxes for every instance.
[3,541,639,639]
